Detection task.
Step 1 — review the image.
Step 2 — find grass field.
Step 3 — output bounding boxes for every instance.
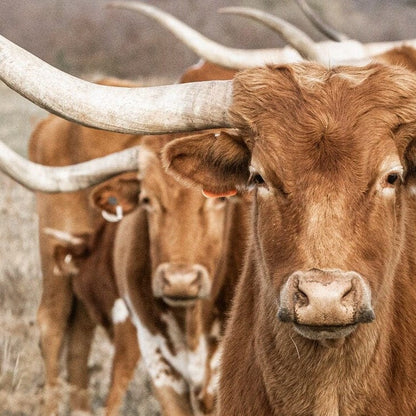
[0,81,160,415]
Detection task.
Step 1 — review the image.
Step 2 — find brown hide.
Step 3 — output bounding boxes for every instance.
[179,61,237,83]
[163,62,416,415]
[113,134,248,416]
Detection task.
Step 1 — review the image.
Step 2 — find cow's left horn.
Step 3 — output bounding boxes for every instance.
[0,141,140,192]
[0,34,232,134]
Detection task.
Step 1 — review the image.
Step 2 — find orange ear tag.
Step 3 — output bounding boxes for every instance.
[202,189,237,198]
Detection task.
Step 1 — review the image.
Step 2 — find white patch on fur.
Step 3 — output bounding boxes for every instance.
[112,298,129,324]
[124,295,187,394]
[43,227,84,245]
[64,254,72,264]
[124,294,212,397]
[257,186,272,198]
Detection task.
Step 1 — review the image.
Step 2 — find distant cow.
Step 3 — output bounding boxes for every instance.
[109,134,247,415]
[28,79,142,415]
[44,172,141,416]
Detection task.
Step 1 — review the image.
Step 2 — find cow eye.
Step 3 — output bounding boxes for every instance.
[249,172,265,187]
[139,195,151,207]
[383,171,402,188]
[387,173,398,185]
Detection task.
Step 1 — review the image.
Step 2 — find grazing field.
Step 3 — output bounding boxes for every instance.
[0,81,160,415]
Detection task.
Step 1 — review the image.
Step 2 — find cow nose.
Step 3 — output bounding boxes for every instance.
[278,269,375,328]
[153,263,212,306]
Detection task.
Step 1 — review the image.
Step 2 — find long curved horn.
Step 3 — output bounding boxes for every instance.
[0,141,140,192]
[295,0,349,42]
[0,34,232,134]
[218,6,320,61]
[106,1,304,69]
[217,7,416,65]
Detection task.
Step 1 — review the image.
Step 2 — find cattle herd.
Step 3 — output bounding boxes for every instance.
[2,1,416,415]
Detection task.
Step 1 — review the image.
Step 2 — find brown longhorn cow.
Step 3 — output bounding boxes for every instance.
[111,134,247,415]
[27,78,143,415]
[161,57,416,416]
[26,65,238,415]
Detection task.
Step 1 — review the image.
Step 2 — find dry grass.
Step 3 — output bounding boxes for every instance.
[0,82,160,415]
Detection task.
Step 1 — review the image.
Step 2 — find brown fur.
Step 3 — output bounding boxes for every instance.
[163,60,416,415]
[179,61,237,83]
[51,207,140,416]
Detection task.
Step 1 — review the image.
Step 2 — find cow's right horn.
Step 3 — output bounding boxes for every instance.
[0,141,140,192]
[0,34,232,134]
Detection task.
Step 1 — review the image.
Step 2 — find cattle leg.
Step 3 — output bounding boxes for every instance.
[105,319,141,416]
[37,263,74,416]
[66,299,96,412]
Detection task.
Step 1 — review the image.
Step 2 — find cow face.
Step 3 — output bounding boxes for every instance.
[163,63,416,343]
[139,136,230,307]
[93,136,231,308]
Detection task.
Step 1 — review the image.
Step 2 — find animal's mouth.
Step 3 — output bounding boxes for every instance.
[293,323,358,340]
[162,295,200,307]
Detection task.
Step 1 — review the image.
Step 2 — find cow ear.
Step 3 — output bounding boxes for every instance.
[90,172,141,215]
[162,131,251,195]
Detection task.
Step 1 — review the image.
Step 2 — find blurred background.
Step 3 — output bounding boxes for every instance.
[1,0,416,81]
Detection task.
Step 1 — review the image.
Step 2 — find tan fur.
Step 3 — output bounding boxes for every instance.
[163,58,416,415]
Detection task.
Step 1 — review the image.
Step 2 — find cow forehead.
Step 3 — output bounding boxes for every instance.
[234,64,414,189]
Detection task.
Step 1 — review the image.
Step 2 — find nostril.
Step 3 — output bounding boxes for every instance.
[341,287,352,301]
[162,273,170,287]
[191,270,202,286]
[295,289,309,307]
[358,308,375,323]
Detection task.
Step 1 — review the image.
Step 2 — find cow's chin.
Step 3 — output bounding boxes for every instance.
[161,296,200,308]
[293,323,358,347]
